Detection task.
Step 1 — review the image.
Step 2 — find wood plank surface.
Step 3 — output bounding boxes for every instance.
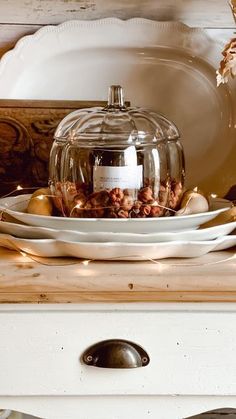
[0,247,236,303]
[0,0,234,28]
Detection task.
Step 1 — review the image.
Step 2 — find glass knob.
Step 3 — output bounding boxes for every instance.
[106,85,126,109]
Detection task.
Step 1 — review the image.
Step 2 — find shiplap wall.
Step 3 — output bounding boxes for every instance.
[0,0,235,59]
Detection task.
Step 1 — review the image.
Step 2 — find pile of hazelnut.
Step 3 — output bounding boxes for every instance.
[50,180,183,219]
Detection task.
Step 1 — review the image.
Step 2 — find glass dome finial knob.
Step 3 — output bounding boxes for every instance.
[107,85,125,109]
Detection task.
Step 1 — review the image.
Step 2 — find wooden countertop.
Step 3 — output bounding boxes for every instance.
[0,247,236,303]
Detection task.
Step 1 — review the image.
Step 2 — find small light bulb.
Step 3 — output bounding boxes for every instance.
[17,185,23,190]
[211,193,218,198]
[82,260,90,266]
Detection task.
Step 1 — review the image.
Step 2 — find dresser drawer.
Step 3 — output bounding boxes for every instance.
[0,304,235,396]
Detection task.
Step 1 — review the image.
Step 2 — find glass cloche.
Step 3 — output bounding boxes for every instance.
[49,85,185,218]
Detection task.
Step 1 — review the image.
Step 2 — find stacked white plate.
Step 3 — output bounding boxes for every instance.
[0,194,235,260]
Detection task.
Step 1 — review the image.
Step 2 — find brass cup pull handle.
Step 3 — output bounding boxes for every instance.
[82,339,150,369]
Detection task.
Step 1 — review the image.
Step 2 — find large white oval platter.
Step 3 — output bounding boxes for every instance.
[0,218,235,242]
[0,194,229,234]
[0,19,235,196]
[0,233,235,260]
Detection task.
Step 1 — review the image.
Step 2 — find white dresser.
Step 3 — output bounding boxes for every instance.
[0,248,236,419]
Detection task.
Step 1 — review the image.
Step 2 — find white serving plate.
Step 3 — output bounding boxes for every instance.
[0,19,235,196]
[0,217,235,243]
[0,233,236,260]
[0,194,229,234]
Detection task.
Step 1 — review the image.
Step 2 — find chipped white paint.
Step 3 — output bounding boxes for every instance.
[0,304,236,418]
[0,0,234,27]
[0,4,235,58]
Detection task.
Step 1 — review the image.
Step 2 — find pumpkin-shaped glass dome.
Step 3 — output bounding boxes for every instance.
[54,85,166,141]
[49,85,185,218]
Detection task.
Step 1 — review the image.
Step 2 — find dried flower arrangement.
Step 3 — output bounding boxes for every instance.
[217,0,236,85]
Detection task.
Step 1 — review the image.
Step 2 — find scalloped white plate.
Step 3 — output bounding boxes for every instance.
[0,194,229,234]
[0,233,236,260]
[0,216,235,243]
[0,19,235,195]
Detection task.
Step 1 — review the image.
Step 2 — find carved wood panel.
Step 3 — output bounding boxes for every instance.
[0,100,109,194]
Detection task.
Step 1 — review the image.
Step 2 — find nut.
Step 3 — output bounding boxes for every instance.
[117,209,129,218]
[109,188,124,203]
[85,190,110,218]
[159,184,169,205]
[150,203,162,217]
[133,200,142,210]
[138,187,153,203]
[65,181,77,201]
[169,181,183,209]
[90,190,110,207]
[140,204,152,217]
[54,179,181,219]
[120,195,134,211]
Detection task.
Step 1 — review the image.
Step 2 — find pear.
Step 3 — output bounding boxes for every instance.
[31,188,50,198]
[200,206,236,229]
[27,188,53,216]
[175,189,209,216]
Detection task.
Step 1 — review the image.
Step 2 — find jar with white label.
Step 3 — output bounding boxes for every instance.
[49,85,185,218]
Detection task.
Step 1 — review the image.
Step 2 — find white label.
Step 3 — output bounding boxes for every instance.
[93,165,143,191]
